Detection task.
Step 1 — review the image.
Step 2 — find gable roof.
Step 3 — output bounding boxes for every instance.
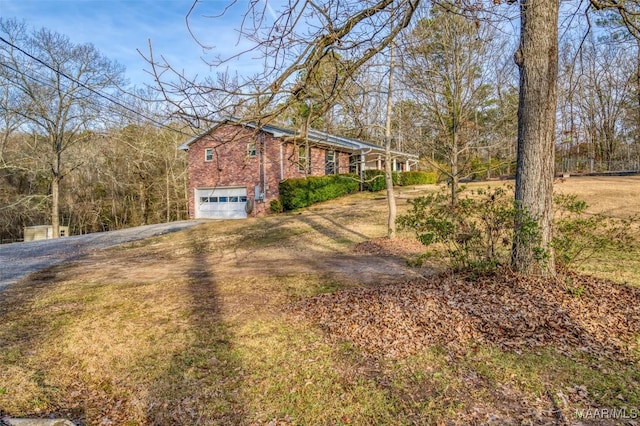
[179,118,418,159]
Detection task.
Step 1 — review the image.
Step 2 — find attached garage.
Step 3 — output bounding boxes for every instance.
[195,187,248,219]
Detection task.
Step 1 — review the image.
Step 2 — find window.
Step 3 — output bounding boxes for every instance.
[204,148,213,162]
[349,154,358,174]
[298,145,309,173]
[200,196,218,203]
[325,150,336,175]
[247,143,257,157]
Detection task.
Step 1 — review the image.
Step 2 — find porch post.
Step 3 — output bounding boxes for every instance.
[360,152,365,191]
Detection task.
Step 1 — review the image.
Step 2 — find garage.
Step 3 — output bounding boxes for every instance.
[195,187,248,219]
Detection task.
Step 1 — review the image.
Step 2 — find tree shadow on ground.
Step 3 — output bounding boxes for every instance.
[144,230,247,424]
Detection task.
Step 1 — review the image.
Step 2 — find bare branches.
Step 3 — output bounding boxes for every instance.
[590,0,640,38]
[145,0,421,129]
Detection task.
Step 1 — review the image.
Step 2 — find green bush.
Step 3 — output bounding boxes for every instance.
[279,174,359,211]
[397,186,531,272]
[399,171,437,186]
[552,193,638,268]
[269,198,283,214]
[362,170,399,192]
[398,187,638,274]
[361,170,436,191]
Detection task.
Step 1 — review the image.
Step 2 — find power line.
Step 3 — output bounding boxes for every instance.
[0,35,193,137]
[0,60,165,131]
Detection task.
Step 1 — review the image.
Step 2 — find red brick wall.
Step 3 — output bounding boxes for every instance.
[338,152,351,174]
[186,124,356,218]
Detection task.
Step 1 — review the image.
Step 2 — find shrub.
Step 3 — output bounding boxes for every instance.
[398,187,638,274]
[279,174,359,211]
[269,198,283,214]
[362,170,399,192]
[469,158,515,180]
[397,186,539,272]
[552,193,638,268]
[399,171,437,186]
[360,170,437,191]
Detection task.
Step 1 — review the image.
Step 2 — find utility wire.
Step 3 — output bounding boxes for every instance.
[0,35,194,137]
[0,60,164,131]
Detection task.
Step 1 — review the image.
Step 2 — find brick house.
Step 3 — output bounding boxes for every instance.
[179,118,419,219]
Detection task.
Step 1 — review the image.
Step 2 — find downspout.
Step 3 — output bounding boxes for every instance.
[260,132,266,203]
[359,151,365,191]
[358,147,374,191]
[280,141,284,181]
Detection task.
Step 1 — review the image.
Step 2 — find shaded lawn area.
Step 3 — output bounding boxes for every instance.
[1,179,639,425]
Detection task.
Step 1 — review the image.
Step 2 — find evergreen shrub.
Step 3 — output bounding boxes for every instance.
[279,174,359,211]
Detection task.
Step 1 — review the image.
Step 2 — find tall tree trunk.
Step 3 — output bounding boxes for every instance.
[450,133,459,206]
[51,175,60,239]
[385,42,397,239]
[166,162,171,223]
[511,0,559,276]
[636,38,640,156]
[51,142,62,239]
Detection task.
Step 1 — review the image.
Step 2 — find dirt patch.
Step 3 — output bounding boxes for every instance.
[354,236,427,257]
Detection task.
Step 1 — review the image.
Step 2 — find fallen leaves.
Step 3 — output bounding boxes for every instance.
[292,268,640,361]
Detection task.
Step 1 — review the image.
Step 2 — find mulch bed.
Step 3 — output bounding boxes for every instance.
[292,268,640,361]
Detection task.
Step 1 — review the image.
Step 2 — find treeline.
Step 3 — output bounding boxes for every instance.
[0,18,190,241]
[0,125,188,241]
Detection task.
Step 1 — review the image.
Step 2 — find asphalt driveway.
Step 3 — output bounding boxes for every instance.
[0,220,202,292]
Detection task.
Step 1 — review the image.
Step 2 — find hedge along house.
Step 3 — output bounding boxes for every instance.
[179,118,419,219]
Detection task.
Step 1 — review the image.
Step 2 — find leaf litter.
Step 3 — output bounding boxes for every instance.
[292,268,640,361]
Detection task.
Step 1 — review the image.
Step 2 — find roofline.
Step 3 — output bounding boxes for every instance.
[179,117,418,159]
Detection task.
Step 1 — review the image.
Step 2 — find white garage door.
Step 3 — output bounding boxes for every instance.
[195,187,248,219]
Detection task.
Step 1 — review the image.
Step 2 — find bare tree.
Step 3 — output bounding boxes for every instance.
[0,19,126,238]
[399,2,497,205]
[384,41,397,238]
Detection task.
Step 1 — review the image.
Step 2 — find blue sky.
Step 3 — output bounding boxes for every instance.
[0,0,262,87]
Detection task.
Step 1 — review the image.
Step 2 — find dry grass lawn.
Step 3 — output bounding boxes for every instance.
[0,176,638,425]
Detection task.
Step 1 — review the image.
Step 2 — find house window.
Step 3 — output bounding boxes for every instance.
[247,143,257,158]
[204,148,213,162]
[325,150,336,175]
[349,154,358,174]
[298,145,310,173]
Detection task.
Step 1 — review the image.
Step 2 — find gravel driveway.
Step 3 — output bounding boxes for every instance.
[0,220,202,292]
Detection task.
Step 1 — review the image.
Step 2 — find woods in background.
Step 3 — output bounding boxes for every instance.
[2,2,640,244]
[0,18,188,241]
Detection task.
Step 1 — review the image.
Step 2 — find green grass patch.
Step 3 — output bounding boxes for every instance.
[234,319,397,425]
[576,245,640,286]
